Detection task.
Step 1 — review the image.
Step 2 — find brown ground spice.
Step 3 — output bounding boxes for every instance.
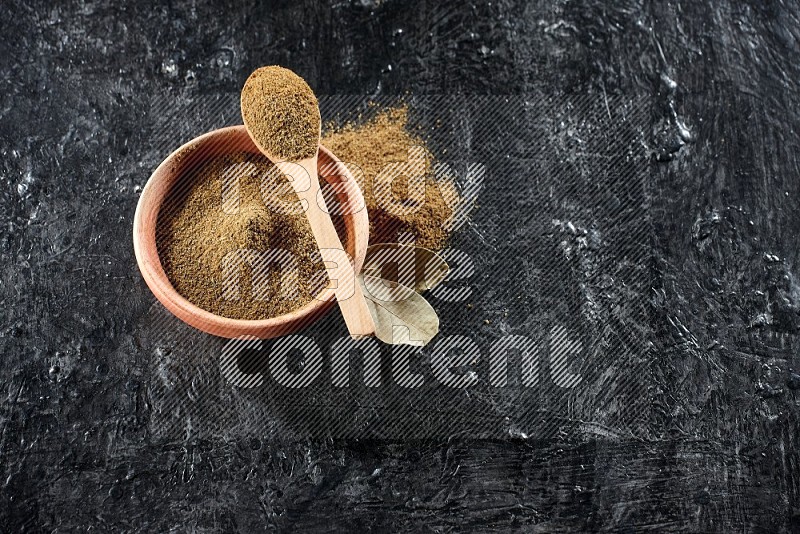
[157,151,327,320]
[321,106,460,250]
[241,66,320,161]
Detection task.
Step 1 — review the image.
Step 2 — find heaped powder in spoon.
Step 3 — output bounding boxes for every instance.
[241,66,320,161]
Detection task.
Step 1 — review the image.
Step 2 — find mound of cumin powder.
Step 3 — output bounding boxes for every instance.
[241,66,320,161]
[321,105,460,250]
[157,151,328,320]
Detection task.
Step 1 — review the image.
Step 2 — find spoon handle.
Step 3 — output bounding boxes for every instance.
[280,159,376,338]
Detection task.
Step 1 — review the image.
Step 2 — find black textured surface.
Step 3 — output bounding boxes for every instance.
[2,0,800,531]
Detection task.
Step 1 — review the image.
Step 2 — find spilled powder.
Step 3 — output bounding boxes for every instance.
[321,106,460,250]
[241,66,320,161]
[157,151,328,320]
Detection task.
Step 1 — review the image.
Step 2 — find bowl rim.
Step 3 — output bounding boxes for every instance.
[132,125,368,339]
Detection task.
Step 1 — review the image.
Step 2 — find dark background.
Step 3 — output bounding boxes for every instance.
[2,0,800,531]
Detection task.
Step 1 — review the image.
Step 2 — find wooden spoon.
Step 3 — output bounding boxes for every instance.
[241,67,375,338]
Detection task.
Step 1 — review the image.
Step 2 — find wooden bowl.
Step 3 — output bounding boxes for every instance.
[133,125,369,339]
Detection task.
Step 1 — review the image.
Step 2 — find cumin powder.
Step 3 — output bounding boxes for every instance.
[157,151,327,320]
[241,66,320,161]
[321,106,460,250]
